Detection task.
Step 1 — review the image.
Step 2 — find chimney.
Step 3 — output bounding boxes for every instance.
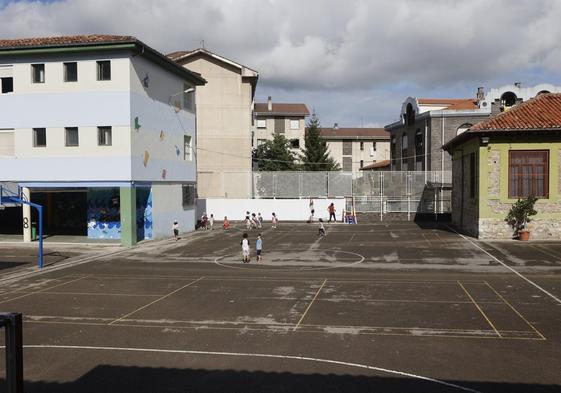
[476,87,485,102]
[267,96,272,111]
[514,82,522,88]
[333,122,338,130]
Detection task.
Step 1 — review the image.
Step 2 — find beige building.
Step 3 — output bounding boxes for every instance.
[167,48,258,198]
[253,97,309,153]
[319,127,390,172]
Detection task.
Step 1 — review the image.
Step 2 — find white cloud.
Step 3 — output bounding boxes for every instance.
[1,0,561,125]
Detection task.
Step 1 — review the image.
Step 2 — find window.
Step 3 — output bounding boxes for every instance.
[402,133,408,150]
[1,77,13,93]
[183,83,195,112]
[343,140,352,155]
[360,141,364,151]
[182,184,196,209]
[372,142,377,151]
[343,156,352,171]
[405,103,415,125]
[360,160,364,168]
[184,135,192,161]
[65,127,79,146]
[274,118,285,133]
[415,129,423,169]
[390,136,396,168]
[31,64,45,83]
[0,130,15,156]
[96,60,111,81]
[63,62,77,82]
[290,139,300,149]
[457,123,472,136]
[508,150,549,198]
[469,152,477,198]
[98,126,112,146]
[257,119,267,129]
[290,119,299,130]
[33,128,46,147]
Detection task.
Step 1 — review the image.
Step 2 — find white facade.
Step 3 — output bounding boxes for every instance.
[0,39,203,242]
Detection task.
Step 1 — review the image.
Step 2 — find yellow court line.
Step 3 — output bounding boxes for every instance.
[108,276,205,325]
[484,281,546,340]
[293,279,327,331]
[457,281,502,338]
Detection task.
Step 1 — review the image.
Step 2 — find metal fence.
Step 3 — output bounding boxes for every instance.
[252,171,451,214]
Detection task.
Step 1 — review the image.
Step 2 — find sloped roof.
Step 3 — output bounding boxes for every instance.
[443,93,561,151]
[361,160,391,170]
[417,98,478,110]
[0,34,206,85]
[254,103,310,116]
[319,128,390,139]
[0,34,135,48]
[166,48,258,76]
[469,93,561,131]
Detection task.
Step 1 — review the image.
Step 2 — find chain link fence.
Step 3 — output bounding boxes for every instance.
[251,171,451,215]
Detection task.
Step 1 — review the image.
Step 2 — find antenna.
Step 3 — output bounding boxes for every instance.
[200,39,205,49]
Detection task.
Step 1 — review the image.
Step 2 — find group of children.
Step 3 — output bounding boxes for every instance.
[241,232,262,263]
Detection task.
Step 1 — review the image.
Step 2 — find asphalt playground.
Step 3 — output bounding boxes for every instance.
[1,221,560,392]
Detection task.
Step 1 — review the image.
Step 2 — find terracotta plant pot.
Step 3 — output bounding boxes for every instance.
[518,230,530,241]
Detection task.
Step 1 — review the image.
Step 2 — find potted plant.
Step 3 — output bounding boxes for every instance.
[505,196,538,241]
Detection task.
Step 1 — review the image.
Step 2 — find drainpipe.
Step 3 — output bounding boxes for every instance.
[424,119,428,183]
[440,115,445,214]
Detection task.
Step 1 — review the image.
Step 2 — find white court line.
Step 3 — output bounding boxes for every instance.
[445,225,561,305]
[214,249,365,271]
[11,344,482,393]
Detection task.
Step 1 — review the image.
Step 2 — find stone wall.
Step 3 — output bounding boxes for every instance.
[478,217,561,239]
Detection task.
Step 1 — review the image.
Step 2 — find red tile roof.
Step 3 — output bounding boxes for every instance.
[0,34,136,48]
[418,98,478,110]
[443,93,561,151]
[254,103,310,115]
[469,93,561,131]
[319,128,390,139]
[361,160,390,170]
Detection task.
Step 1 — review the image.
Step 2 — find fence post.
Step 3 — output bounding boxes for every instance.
[380,172,384,221]
[0,312,23,393]
[326,172,329,198]
[407,172,411,221]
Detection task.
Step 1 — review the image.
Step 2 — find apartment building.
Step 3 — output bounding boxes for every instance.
[0,35,205,245]
[319,126,390,172]
[253,96,310,153]
[168,48,258,198]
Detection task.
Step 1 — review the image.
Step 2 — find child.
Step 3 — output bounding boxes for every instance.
[318,218,326,237]
[328,203,336,222]
[251,213,259,229]
[271,212,278,229]
[245,214,251,230]
[257,213,263,228]
[256,234,263,262]
[172,220,179,240]
[209,214,214,230]
[223,216,230,230]
[241,233,250,263]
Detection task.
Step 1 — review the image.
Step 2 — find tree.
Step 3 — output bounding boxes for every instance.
[301,113,340,171]
[252,134,298,171]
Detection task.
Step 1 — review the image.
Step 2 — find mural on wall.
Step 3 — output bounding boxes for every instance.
[160,130,165,141]
[143,150,150,167]
[174,145,181,156]
[87,188,121,239]
[134,116,142,131]
[161,169,167,179]
[136,188,153,240]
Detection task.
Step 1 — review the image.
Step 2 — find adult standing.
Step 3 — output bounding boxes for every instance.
[328,203,336,222]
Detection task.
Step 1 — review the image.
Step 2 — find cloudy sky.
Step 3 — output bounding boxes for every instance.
[1,0,561,127]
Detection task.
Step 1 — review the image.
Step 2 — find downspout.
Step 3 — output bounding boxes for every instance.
[440,115,445,214]
[424,119,428,183]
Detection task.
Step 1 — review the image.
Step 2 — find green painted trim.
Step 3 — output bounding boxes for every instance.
[120,187,137,247]
[0,43,136,57]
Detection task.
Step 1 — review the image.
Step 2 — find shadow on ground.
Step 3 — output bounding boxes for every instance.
[1,365,559,393]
